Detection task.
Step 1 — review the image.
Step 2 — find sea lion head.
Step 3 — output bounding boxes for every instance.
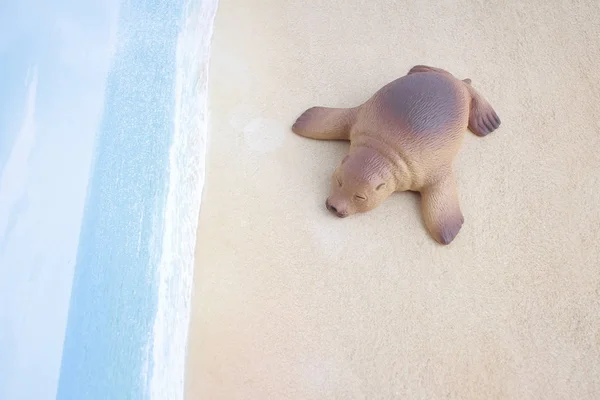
[325,147,396,218]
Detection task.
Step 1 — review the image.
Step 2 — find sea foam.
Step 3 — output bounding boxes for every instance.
[145,0,218,398]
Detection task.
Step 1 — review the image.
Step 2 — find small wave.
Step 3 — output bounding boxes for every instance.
[146,0,219,398]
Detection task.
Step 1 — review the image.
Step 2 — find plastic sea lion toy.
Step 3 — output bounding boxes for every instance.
[292,65,501,245]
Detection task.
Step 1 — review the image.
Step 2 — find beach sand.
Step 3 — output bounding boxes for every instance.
[185,0,600,398]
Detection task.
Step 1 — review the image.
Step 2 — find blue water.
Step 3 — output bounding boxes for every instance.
[55,1,182,399]
[0,0,216,398]
[0,0,216,397]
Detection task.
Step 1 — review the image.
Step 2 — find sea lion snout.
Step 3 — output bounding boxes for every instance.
[326,198,349,218]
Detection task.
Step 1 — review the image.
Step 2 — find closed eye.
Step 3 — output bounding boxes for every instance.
[354,194,366,201]
[336,177,342,187]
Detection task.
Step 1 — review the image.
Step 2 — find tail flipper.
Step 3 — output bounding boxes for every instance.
[464,81,501,136]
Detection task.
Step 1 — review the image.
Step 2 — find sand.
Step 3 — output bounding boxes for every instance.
[185,0,600,398]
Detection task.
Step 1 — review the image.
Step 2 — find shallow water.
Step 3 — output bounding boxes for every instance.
[50,0,217,398]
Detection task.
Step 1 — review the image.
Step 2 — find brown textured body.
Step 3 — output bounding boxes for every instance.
[292,65,501,245]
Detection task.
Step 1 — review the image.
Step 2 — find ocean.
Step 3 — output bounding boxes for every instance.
[55,0,218,399]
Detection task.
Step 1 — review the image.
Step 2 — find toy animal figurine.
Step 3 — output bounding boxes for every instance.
[292,65,501,245]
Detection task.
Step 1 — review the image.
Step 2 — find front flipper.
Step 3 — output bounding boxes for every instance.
[292,106,356,141]
[420,172,464,245]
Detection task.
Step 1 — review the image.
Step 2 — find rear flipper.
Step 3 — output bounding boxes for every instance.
[407,64,454,77]
[292,106,356,141]
[408,66,501,136]
[464,82,501,136]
